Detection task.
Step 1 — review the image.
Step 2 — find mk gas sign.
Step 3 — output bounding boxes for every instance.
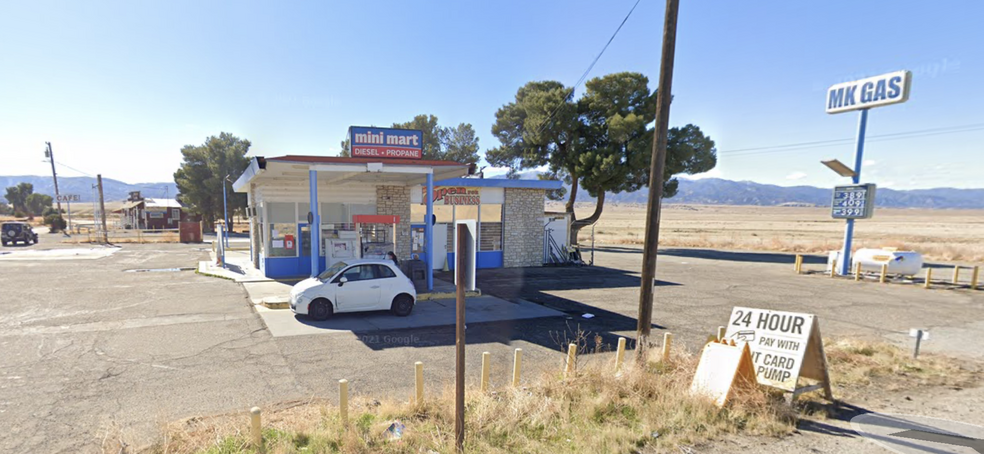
[826,70,912,114]
[348,126,424,159]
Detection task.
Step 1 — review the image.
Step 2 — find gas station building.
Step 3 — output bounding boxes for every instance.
[231,138,563,289]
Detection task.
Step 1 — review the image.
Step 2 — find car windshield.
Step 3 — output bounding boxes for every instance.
[317,261,349,281]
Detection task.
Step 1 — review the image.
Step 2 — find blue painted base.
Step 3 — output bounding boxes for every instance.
[264,256,326,279]
[446,251,503,270]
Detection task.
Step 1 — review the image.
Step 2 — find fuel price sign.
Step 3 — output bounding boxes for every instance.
[831,184,876,219]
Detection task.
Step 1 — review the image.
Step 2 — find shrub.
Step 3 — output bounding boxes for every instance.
[44,214,67,232]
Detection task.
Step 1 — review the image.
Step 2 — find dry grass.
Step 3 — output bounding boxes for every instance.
[567,203,984,263]
[824,338,979,392]
[146,347,794,454]
[141,338,977,454]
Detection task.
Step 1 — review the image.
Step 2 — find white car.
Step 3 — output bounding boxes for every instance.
[290,259,417,321]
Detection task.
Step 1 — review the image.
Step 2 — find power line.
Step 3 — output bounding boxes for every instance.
[533,0,642,138]
[718,123,984,156]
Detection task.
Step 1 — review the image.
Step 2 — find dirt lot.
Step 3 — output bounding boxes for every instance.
[2,231,983,452]
[561,203,984,263]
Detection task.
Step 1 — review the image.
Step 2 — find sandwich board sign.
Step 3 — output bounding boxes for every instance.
[690,339,758,407]
[724,307,833,400]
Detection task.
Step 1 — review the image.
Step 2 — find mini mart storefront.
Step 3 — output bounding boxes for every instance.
[232,154,561,289]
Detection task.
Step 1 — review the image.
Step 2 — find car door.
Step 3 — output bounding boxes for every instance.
[371,264,401,310]
[334,265,382,312]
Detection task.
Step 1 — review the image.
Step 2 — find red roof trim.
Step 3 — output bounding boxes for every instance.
[267,155,467,167]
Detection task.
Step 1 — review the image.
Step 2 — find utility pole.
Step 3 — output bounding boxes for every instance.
[637,0,681,352]
[97,174,108,243]
[45,142,62,213]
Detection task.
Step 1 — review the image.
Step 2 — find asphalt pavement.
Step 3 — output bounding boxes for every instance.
[1,232,982,453]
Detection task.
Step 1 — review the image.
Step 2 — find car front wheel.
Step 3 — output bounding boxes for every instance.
[391,294,414,316]
[308,299,333,321]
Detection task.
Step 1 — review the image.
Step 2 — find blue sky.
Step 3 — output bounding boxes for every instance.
[1,1,981,189]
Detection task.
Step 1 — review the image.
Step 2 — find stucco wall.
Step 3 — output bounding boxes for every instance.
[376,185,412,261]
[503,188,545,267]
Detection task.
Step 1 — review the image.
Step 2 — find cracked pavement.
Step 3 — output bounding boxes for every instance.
[2,237,982,453]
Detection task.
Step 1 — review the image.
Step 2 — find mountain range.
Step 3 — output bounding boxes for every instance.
[495,173,984,209]
[0,175,177,204]
[3,174,983,209]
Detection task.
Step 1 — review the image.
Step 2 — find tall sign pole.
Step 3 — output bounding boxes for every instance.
[637,0,680,350]
[825,70,911,275]
[45,142,62,213]
[838,109,868,275]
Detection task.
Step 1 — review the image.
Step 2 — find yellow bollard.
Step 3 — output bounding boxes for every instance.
[830,260,837,278]
[339,379,349,426]
[972,266,980,290]
[512,348,522,387]
[614,337,626,374]
[480,352,491,392]
[854,262,862,281]
[880,264,888,283]
[952,266,961,285]
[794,254,802,274]
[414,361,424,405]
[250,407,262,448]
[717,326,726,341]
[661,333,673,363]
[924,268,933,289]
[565,343,577,377]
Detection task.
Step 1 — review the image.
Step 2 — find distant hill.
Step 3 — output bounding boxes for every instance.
[6,173,983,209]
[491,173,984,209]
[0,175,177,203]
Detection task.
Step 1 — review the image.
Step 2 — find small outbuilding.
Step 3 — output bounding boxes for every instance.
[116,191,194,230]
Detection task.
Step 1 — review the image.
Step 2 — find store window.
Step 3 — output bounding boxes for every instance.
[268,202,297,257]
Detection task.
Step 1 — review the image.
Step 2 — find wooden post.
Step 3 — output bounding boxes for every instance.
[414,361,424,405]
[512,348,522,387]
[614,337,627,374]
[924,268,933,289]
[249,407,262,448]
[565,343,577,377]
[880,264,888,283]
[716,326,726,341]
[480,352,491,392]
[854,262,862,281]
[972,266,980,290]
[454,226,466,452]
[339,379,349,426]
[636,0,681,353]
[829,260,837,278]
[952,266,961,285]
[661,332,673,362]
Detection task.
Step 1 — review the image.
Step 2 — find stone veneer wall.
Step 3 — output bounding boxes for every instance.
[376,185,412,261]
[503,188,545,267]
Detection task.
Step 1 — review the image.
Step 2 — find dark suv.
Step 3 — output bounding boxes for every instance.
[2,222,39,246]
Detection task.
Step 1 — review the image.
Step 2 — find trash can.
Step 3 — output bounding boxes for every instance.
[403,259,427,293]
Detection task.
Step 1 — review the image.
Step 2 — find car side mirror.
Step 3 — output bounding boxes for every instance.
[338,276,348,286]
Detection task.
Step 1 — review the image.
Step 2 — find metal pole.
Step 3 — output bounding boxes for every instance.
[637,0,681,349]
[839,109,868,275]
[309,170,320,278]
[46,142,62,213]
[425,173,434,292]
[67,201,72,233]
[223,176,229,249]
[454,225,466,452]
[97,175,108,243]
